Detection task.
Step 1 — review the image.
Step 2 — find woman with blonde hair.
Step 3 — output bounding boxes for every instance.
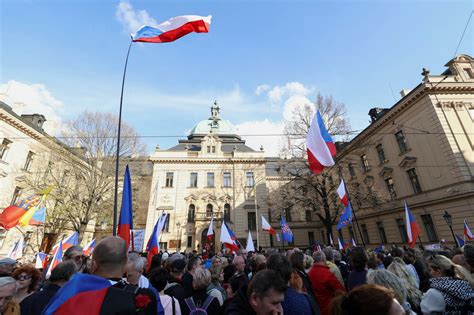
[387,258,422,312]
[421,254,474,314]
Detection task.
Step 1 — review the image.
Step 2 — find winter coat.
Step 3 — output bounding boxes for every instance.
[420,277,474,314]
[308,264,346,315]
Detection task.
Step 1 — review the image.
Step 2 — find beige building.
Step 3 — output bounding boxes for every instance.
[0,101,96,257]
[327,54,474,247]
[145,103,272,252]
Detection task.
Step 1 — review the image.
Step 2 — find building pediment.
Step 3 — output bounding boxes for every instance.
[184,194,198,202]
[379,167,393,178]
[218,194,232,203]
[200,193,217,202]
[399,156,417,168]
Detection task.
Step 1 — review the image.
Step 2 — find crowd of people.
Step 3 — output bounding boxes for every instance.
[0,238,472,315]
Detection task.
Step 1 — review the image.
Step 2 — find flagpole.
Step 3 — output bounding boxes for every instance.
[254,185,260,250]
[341,176,366,248]
[113,40,133,236]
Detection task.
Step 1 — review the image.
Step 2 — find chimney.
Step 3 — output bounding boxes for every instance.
[20,114,47,130]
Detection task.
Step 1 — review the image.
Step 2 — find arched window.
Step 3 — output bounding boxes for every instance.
[224,203,231,222]
[206,204,213,218]
[188,204,195,223]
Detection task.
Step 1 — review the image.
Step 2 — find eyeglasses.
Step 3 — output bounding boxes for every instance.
[73,255,86,262]
[16,275,32,281]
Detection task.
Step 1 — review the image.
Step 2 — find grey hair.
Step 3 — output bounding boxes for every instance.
[127,252,145,272]
[333,250,342,261]
[367,270,407,305]
[323,248,334,261]
[312,251,326,263]
[193,268,211,290]
[0,277,17,292]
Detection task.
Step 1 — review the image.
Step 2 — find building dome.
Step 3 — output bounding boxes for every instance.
[189,101,237,136]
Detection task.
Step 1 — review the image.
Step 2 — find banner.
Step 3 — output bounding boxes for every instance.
[129,229,145,252]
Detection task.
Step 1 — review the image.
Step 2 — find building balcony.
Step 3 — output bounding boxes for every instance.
[188,211,223,223]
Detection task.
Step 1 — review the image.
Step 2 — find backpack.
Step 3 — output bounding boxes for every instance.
[184,295,214,315]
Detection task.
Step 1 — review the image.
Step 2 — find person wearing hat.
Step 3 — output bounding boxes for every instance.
[0,259,16,277]
[0,277,19,315]
[164,258,187,302]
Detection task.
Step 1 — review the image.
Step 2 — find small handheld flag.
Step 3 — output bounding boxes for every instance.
[280,217,293,243]
[83,239,96,256]
[246,231,255,252]
[404,201,421,248]
[118,165,134,249]
[47,241,63,279]
[464,220,474,240]
[351,237,357,247]
[338,237,346,250]
[455,235,465,247]
[132,15,211,43]
[50,232,79,256]
[336,179,353,230]
[329,233,334,246]
[35,252,48,269]
[220,222,239,252]
[306,110,336,175]
[207,214,214,240]
[261,216,276,235]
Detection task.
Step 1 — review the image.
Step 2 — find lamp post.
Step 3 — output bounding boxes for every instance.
[176,221,181,251]
[443,211,458,247]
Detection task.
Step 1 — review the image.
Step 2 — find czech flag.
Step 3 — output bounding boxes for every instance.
[220,222,239,252]
[118,165,134,249]
[43,273,112,315]
[306,110,336,175]
[146,212,167,268]
[350,237,357,247]
[131,15,211,43]
[83,239,96,256]
[207,214,214,240]
[338,236,347,250]
[336,179,353,230]
[50,232,79,256]
[0,194,42,229]
[261,216,276,235]
[404,201,421,248]
[35,252,48,269]
[46,241,63,279]
[464,220,474,240]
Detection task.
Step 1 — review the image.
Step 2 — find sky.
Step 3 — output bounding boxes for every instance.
[1,0,473,156]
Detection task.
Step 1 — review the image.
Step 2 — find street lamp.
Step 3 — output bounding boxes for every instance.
[443,211,458,247]
[176,221,181,251]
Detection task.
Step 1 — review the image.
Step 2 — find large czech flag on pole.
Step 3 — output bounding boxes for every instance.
[404,201,421,248]
[306,110,336,175]
[220,222,239,252]
[118,165,134,249]
[336,179,353,230]
[131,15,211,43]
[207,214,214,240]
[464,220,474,240]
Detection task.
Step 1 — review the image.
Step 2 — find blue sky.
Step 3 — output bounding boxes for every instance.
[1,0,473,156]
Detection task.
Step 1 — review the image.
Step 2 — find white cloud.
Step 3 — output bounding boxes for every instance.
[265,81,313,103]
[255,84,270,96]
[235,119,285,157]
[116,1,158,34]
[0,80,64,134]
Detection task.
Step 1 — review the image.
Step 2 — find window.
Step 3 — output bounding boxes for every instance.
[285,208,292,222]
[206,204,213,218]
[308,232,315,246]
[163,215,170,232]
[0,139,12,160]
[395,131,408,153]
[224,204,231,222]
[361,154,370,172]
[385,178,396,200]
[348,163,356,179]
[407,168,422,193]
[463,68,474,79]
[207,146,211,153]
[212,146,216,153]
[223,172,232,187]
[305,210,312,222]
[361,224,370,244]
[396,218,408,243]
[246,172,255,187]
[159,242,168,250]
[187,236,193,248]
[348,226,355,240]
[23,151,34,171]
[377,221,387,243]
[190,172,198,188]
[188,204,195,223]
[247,212,256,230]
[376,144,386,164]
[207,172,214,187]
[11,187,22,205]
[165,172,174,187]
[421,214,438,242]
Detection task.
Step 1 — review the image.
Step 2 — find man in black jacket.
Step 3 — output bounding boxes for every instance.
[164,258,187,301]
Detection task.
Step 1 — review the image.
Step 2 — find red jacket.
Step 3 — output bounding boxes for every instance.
[307,264,346,315]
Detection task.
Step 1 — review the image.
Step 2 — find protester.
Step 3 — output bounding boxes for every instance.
[207,265,226,306]
[63,245,85,272]
[164,258,187,301]
[289,250,320,314]
[148,268,182,315]
[464,244,474,273]
[330,284,405,315]
[375,252,385,269]
[332,251,348,285]
[11,265,40,304]
[20,261,77,315]
[225,269,286,315]
[0,259,17,277]
[0,277,19,315]
[323,248,344,286]
[347,246,368,291]
[267,254,313,315]
[367,269,416,314]
[308,251,345,315]
[232,256,246,277]
[387,258,422,310]
[182,268,220,315]
[126,252,150,288]
[420,254,474,314]
[149,254,162,272]
[182,256,202,297]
